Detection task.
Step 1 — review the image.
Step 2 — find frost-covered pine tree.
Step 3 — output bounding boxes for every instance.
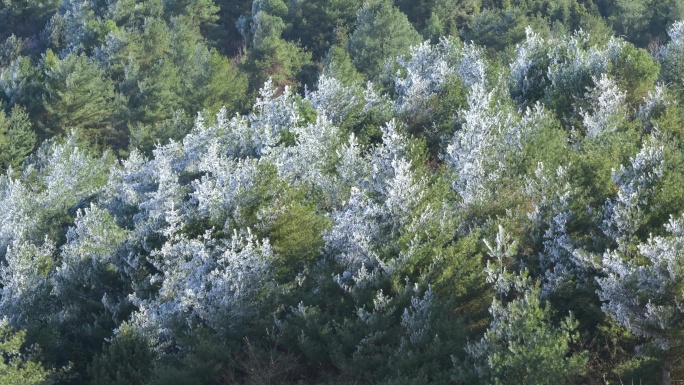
[325,120,425,275]
[546,31,624,104]
[581,74,627,138]
[182,79,302,162]
[483,225,522,297]
[0,174,36,258]
[509,27,550,105]
[52,205,129,330]
[658,21,684,96]
[601,143,664,251]
[130,229,274,339]
[306,74,360,125]
[393,37,486,119]
[444,83,514,205]
[598,214,684,385]
[52,0,97,55]
[0,132,112,258]
[523,163,590,295]
[248,79,302,157]
[191,144,260,229]
[132,141,188,247]
[0,240,56,329]
[444,83,548,205]
[637,85,673,133]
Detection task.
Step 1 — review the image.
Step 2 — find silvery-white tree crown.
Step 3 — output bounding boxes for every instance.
[0,133,112,257]
[581,74,627,138]
[510,27,626,115]
[546,31,624,101]
[509,27,548,104]
[326,120,425,276]
[306,74,360,125]
[601,143,664,250]
[598,213,684,352]
[523,162,590,295]
[0,133,113,329]
[444,83,549,205]
[658,21,684,94]
[130,229,274,339]
[393,37,486,118]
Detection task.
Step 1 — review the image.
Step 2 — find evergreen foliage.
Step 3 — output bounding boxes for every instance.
[0,319,53,385]
[1,1,684,385]
[347,0,422,78]
[467,283,588,385]
[0,104,35,171]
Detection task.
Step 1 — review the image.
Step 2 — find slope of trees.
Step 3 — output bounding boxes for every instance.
[1,1,684,385]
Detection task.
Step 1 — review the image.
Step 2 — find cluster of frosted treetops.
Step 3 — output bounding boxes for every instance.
[3,5,684,385]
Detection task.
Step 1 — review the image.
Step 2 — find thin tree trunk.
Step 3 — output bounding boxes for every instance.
[662,357,672,385]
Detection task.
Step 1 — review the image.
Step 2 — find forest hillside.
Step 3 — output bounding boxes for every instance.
[1,0,684,384]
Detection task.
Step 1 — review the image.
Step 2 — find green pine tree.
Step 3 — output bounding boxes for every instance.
[89,325,154,385]
[0,320,52,385]
[40,51,123,149]
[347,0,422,78]
[0,104,35,171]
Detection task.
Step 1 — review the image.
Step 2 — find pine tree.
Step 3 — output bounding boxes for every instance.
[598,214,684,385]
[89,324,154,385]
[659,21,684,98]
[186,48,249,116]
[467,283,587,385]
[239,2,312,89]
[41,51,123,148]
[0,319,52,385]
[0,104,35,171]
[347,0,422,78]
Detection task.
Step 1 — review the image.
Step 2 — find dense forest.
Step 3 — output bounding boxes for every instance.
[1,0,684,384]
